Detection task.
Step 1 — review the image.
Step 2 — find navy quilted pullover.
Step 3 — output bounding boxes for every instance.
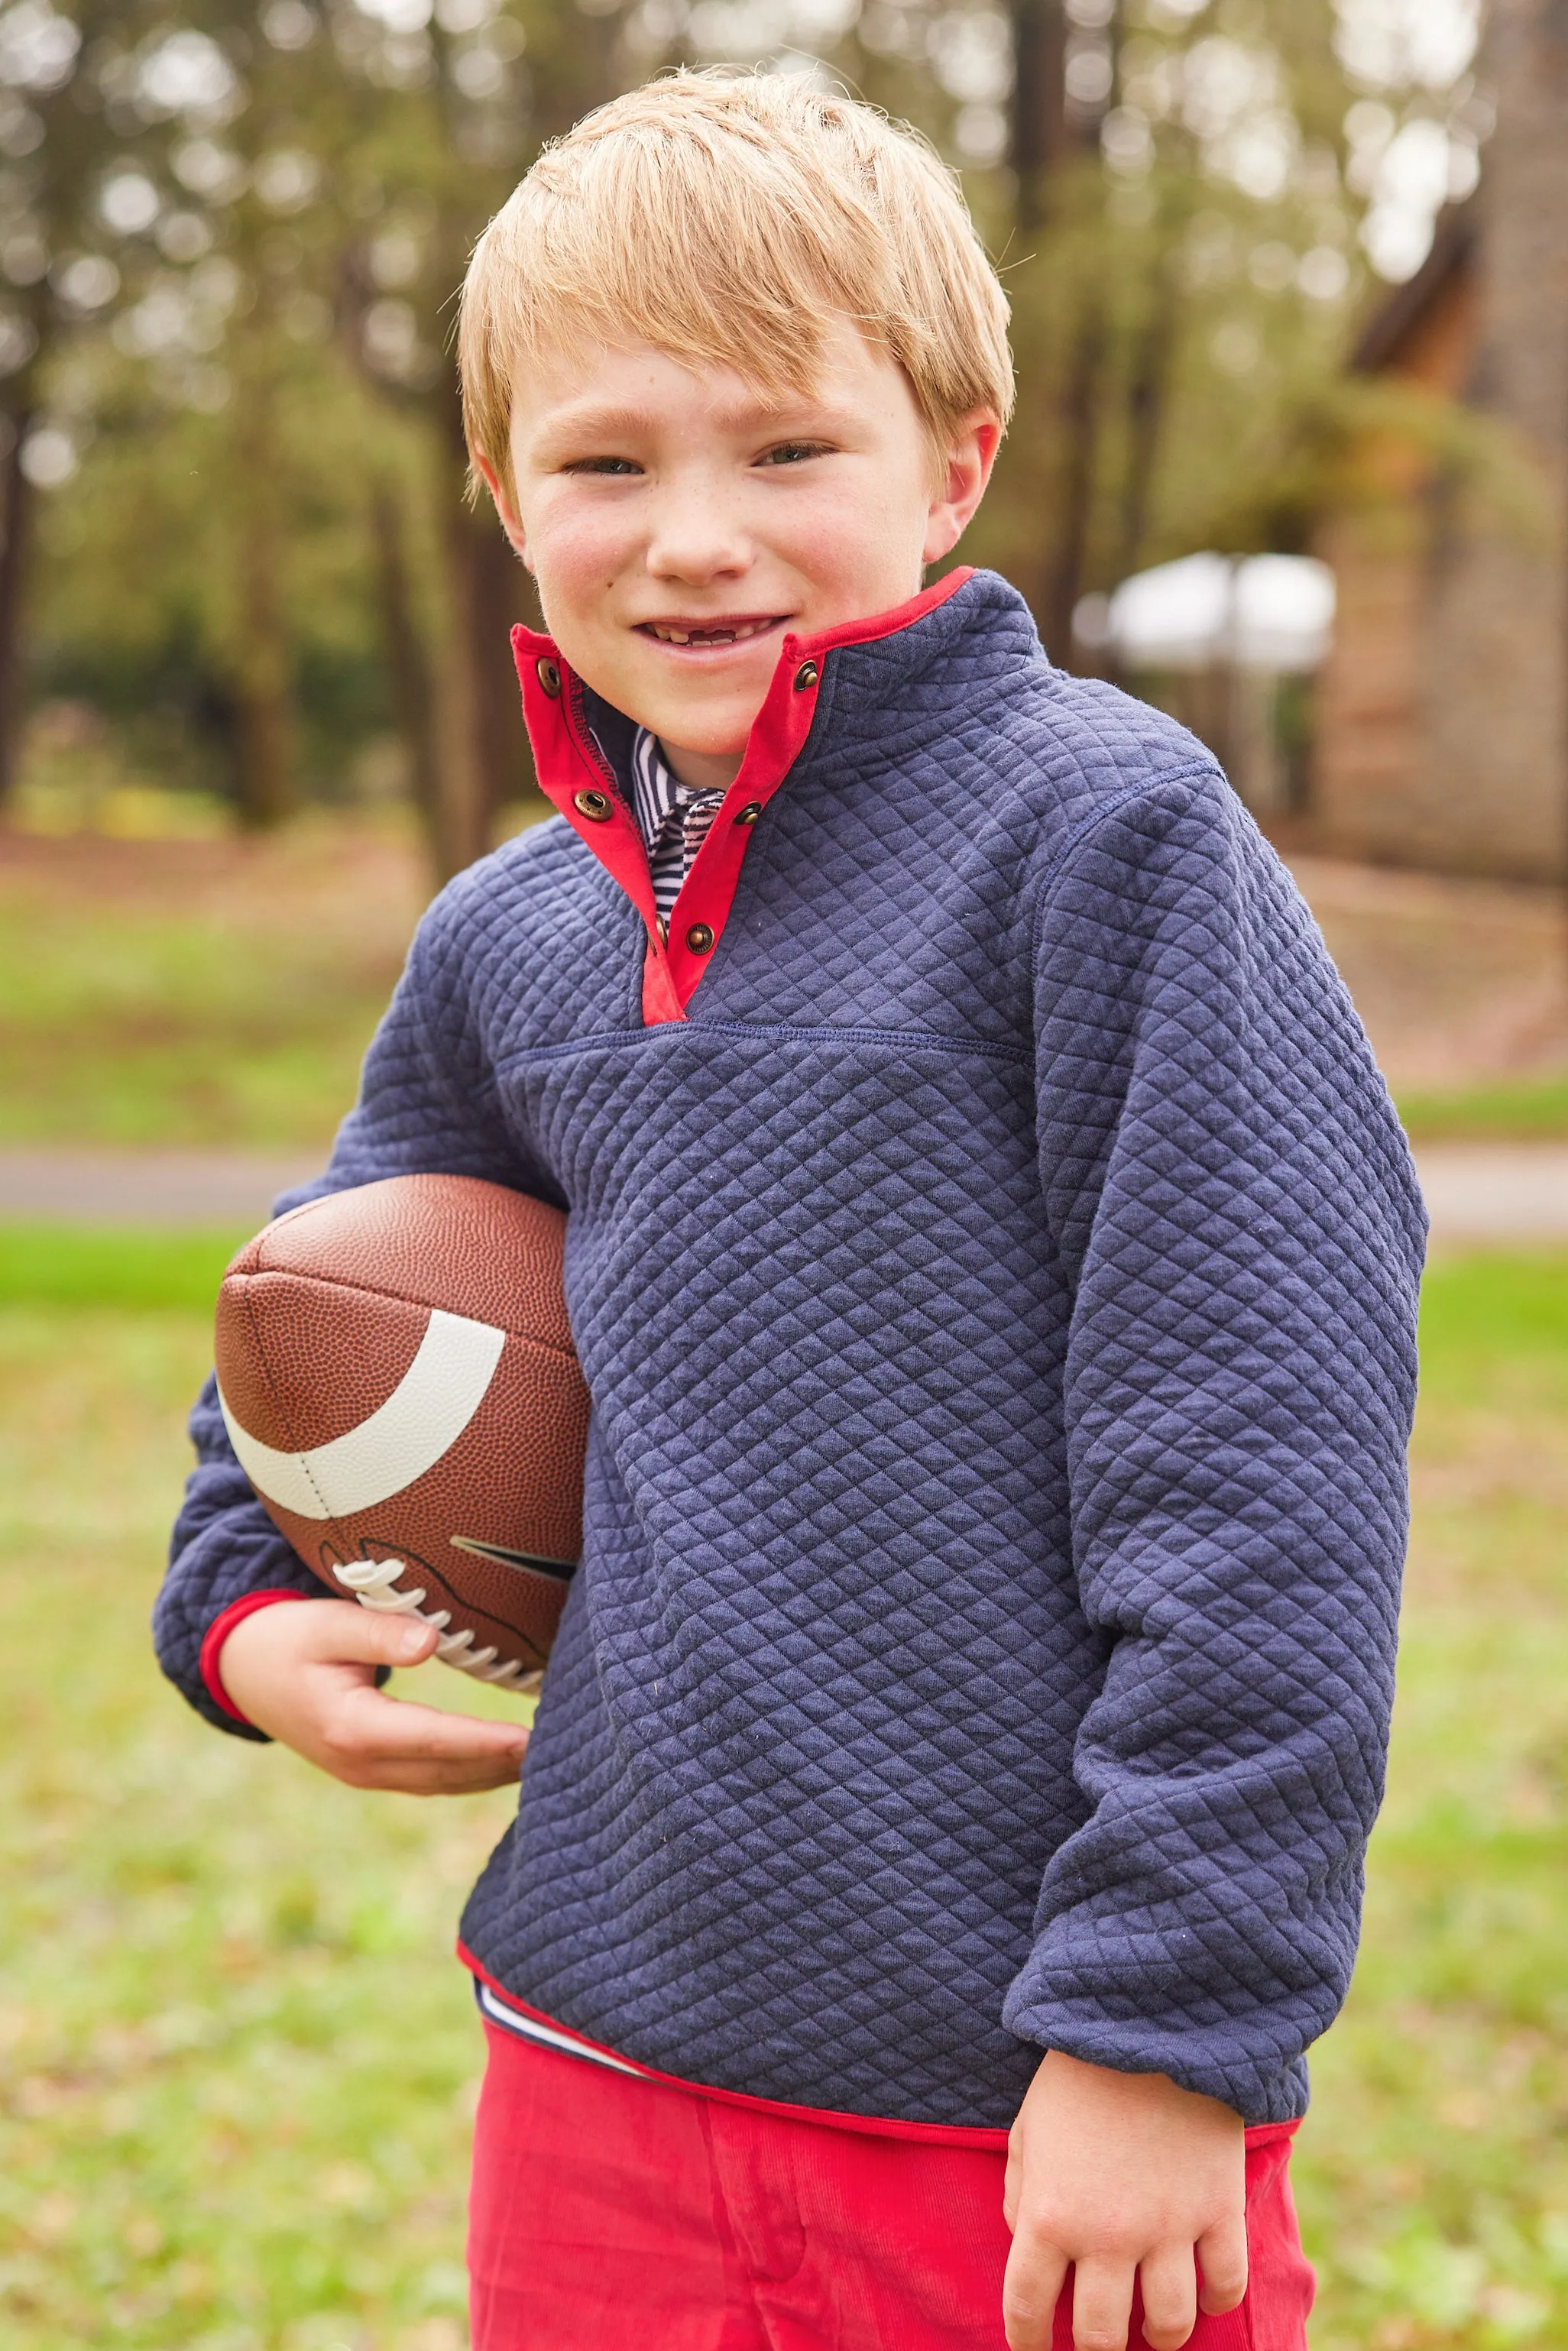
[158,568,1424,2130]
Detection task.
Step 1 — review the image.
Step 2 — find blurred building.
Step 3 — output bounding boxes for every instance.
[1077,554,1335,821]
[1311,0,1568,884]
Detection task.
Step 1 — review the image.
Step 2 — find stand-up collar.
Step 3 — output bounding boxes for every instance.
[510,568,974,1026]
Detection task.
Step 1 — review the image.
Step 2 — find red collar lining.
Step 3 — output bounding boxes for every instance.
[510,565,974,1027]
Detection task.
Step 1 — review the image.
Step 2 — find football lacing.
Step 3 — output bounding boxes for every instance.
[332,1556,544,1695]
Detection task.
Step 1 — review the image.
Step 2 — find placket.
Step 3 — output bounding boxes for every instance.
[510,567,972,1028]
[514,640,685,1024]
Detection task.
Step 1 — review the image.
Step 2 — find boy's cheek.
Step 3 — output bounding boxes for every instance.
[527,507,636,633]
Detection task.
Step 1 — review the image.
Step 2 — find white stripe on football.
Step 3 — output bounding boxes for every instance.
[218,1307,506,1521]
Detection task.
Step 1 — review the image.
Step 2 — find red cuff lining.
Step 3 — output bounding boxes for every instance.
[199,1588,312,1724]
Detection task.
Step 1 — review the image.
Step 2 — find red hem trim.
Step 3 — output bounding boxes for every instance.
[510,568,975,1027]
[460,1944,1298,2154]
[199,1588,312,1724]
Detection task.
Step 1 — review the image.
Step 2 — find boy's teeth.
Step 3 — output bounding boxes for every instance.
[651,620,769,646]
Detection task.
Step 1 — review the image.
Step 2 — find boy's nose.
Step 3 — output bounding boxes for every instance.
[643,491,750,585]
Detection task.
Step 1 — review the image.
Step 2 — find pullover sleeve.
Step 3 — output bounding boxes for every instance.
[1003,765,1425,2123]
[154,878,553,1735]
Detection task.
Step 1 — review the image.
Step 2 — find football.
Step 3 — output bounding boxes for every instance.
[213,1173,591,1695]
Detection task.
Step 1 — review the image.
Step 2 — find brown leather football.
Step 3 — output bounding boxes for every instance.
[213,1173,590,1695]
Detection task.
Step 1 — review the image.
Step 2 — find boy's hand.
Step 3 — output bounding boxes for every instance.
[217,1599,531,1795]
[1003,2051,1246,2351]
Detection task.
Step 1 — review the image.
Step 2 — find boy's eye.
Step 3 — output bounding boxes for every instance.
[756,440,833,467]
[565,456,643,476]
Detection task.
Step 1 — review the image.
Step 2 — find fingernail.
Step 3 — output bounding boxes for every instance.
[395,1625,428,1660]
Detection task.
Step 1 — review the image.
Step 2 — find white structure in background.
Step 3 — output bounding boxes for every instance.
[1074,555,1336,818]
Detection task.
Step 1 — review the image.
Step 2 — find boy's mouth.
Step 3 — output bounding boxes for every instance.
[637,616,788,649]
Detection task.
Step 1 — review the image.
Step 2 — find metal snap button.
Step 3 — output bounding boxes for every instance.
[536,658,561,697]
[685,922,714,954]
[735,801,763,826]
[572,788,611,821]
[793,659,819,691]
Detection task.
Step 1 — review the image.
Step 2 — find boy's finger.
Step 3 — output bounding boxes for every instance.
[1069,2255,1135,2351]
[1002,2127,1030,2230]
[1136,2247,1198,2351]
[1000,2231,1070,2351]
[355,1753,531,1796]
[1195,2214,1249,2314]
[332,1687,529,1766]
[296,1600,442,1670]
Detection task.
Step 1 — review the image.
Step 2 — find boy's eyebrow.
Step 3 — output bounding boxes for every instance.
[531,401,663,443]
[526,387,844,450]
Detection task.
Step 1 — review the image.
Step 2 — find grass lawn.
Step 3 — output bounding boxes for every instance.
[0,823,426,1150]
[3,823,1567,1150]
[1396,1077,1568,1146]
[0,1236,1565,2349]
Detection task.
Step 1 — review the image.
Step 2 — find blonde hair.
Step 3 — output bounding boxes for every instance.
[458,71,1013,501]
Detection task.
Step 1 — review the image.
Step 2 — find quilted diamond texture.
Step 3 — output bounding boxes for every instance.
[156,571,1424,2128]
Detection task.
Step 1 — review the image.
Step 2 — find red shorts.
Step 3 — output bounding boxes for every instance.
[466,1980,1315,2351]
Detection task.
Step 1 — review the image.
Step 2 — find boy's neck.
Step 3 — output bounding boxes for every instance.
[655,736,745,795]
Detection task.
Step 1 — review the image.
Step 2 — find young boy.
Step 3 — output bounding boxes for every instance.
[158,73,1424,2351]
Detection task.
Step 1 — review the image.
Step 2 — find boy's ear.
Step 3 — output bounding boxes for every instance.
[922,411,1003,568]
[474,453,532,569]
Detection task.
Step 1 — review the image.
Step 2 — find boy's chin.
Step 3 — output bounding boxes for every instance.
[624,687,765,765]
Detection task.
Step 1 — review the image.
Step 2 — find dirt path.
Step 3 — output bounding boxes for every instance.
[1409,1143,1568,1245]
[1288,855,1568,1090]
[2,1143,1563,1248]
[0,1149,318,1229]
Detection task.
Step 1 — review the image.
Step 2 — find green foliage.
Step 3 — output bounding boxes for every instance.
[30,345,413,803]
[0,1299,522,2348]
[8,0,1489,819]
[1,1252,1565,2346]
[0,821,422,1145]
[1396,1077,1568,1145]
[1297,1254,1568,2351]
[0,1224,246,1310]
[1411,1252,1568,1404]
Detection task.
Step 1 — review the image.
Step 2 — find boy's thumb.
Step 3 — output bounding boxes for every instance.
[336,1604,440,1667]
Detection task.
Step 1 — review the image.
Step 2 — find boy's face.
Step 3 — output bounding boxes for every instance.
[482,320,999,789]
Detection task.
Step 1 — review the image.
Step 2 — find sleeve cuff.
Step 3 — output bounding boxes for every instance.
[199,1588,313,1726]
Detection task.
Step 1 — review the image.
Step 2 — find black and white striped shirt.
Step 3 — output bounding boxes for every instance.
[628,727,727,934]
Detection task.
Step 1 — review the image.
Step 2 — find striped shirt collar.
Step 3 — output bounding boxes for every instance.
[627,726,727,831]
[625,725,729,931]
[627,726,706,847]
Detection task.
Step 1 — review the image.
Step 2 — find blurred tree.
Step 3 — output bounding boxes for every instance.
[179,13,317,827]
[76,5,381,827]
[1009,0,1068,224]
[0,0,176,807]
[960,0,1475,659]
[325,0,662,876]
[8,0,1495,873]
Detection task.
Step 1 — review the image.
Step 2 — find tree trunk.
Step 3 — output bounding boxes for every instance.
[469,505,535,830]
[1009,0,1068,232]
[231,363,298,831]
[429,480,489,884]
[1042,302,1107,664]
[233,665,296,829]
[423,368,538,883]
[1116,277,1178,587]
[371,480,442,838]
[0,409,36,809]
[407,343,496,882]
